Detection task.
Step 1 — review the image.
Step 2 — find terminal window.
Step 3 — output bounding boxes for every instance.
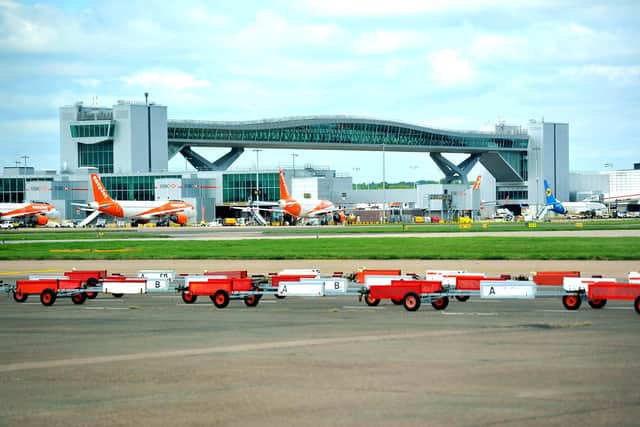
[78,141,114,174]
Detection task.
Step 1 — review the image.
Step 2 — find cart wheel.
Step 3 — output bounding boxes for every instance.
[40,288,56,306]
[86,292,98,300]
[562,294,582,310]
[588,299,607,309]
[403,293,421,312]
[244,295,260,307]
[455,295,470,302]
[71,292,87,305]
[391,298,403,305]
[431,296,449,310]
[212,290,230,309]
[365,294,380,307]
[12,290,28,303]
[181,291,197,304]
[635,296,640,315]
[275,294,286,300]
[112,293,124,298]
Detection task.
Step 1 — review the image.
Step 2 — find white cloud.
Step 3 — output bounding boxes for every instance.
[568,23,595,35]
[564,65,640,85]
[469,33,521,62]
[303,0,523,16]
[75,79,101,89]
[230,10,343,50]
[353,30,427,54]
[121,70,211,91]
[0,118,58,134]
[427,49,474,87]
[228,59,361,80]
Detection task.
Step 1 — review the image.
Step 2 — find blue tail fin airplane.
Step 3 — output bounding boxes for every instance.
[543,180,607,218]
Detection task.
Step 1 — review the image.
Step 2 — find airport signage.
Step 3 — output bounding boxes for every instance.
[480,281,536,299]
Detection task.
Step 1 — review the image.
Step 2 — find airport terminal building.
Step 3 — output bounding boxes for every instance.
[5,99,634,223]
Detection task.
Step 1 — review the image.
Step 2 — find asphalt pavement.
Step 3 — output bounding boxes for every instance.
[1,290,639,427]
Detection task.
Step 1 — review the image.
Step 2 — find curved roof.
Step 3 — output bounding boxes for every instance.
[167,115,528,154]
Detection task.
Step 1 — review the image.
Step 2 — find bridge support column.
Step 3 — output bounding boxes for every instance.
[180,146,244,171]
[430,153,480,186]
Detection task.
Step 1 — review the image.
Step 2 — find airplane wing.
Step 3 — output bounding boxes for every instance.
[135,205,192,219]
[72,202,113,211]
[306,207,340,217]
[0,207,49,219]
[77,210,101,227]
[0,211,26,220]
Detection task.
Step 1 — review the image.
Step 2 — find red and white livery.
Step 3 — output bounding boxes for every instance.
[0,202,58,226]
[74,174,195,227]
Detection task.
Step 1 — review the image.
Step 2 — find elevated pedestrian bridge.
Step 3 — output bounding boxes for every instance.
[168,116,529,184]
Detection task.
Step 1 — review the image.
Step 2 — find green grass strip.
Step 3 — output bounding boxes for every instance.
[264,220,640,234]
[0,231,168,241]
[1,236,638,260]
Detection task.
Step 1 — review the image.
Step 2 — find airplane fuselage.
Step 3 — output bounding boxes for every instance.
[280,198,335,219]
[0,203,58,221]
[560,201,608,217]
[97,200,195,221]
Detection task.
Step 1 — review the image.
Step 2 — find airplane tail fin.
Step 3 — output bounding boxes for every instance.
[543,180,558,205]
[544,179,568,215]
[279,170,291,200]
[472,175,482,190]
[90,174,114,205]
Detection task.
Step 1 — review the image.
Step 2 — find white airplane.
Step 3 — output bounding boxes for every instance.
[0,201,58,226]
[73,174,195,227]
[234,170,345,224]
[543,180,608,218]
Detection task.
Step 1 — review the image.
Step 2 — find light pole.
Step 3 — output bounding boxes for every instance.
[253,149,262,205]
[20,155,29,203]
[291,153,298,177]
[382,143,386,223]
[145,92,151,172]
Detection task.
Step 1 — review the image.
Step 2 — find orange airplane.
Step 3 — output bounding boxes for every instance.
[74,174,195,227]
[0,202,58,226]
[275,170,344,223]
[234,170,345,224]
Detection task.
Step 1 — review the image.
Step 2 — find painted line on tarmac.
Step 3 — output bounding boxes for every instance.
[442,312,498,316]
[341,305,385,310]
[0,330,468,373]
[0,269,61,275]
[607,307,633,310]
[83,307,130,310]
[541,310,576,313]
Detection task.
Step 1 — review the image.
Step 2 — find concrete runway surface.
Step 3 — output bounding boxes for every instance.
[1,260,639,426]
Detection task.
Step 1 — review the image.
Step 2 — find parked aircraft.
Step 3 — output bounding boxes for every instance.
[543,180,608,218]
[235,170,344,225]
[73,174,195,227]
[0,202,58,226]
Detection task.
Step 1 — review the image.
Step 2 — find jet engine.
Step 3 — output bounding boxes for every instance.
[170,213,189,225]
[26,215,49,226]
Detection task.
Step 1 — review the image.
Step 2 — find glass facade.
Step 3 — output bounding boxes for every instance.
[497,190,529,201]
[101,175,179,201]
[78,141,114,173]
[168,121,529,151]
[70,123,115,138]
[0,178,25,203]
[500,151,528,180]
[223,173,280,204]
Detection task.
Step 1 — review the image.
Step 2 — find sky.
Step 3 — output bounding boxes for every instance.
[0,0,639,182]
